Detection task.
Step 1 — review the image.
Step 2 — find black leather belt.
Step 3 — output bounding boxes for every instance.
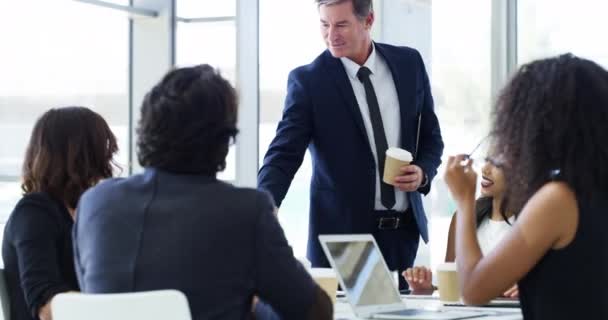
[374,208,414,230]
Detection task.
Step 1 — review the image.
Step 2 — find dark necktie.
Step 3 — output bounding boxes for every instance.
[357,66,395,210]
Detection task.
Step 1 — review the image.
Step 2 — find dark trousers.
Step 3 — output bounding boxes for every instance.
[373,211,420,291]
[310,208,421,291]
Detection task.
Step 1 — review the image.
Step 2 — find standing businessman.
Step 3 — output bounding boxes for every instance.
[258,0,443,289]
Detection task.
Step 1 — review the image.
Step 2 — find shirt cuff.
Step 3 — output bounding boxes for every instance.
[418,172,429,189]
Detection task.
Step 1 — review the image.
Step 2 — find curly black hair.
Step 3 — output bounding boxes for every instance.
[491,53,608,212]
[22,106,118,208]
[137,64,238,175]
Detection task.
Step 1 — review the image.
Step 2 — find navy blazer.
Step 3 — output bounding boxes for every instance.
[258,43,444,267]
[74,168,318,320]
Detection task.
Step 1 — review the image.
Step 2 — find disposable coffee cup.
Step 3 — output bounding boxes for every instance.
[310,268,338,304]
[437,262,460,303]
[383,147,413,185]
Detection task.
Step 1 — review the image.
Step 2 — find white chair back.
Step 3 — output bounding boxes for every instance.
[0,269,10,320]
[51,290,191,320]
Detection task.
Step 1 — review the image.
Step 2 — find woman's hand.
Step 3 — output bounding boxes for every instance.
[503,284,519,298]
[402,267,434,295]
[38,292,80,320]
[38,301,52,320]
[444,155,478,205]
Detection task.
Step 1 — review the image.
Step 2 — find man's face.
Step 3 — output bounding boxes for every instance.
[319,1,373,61]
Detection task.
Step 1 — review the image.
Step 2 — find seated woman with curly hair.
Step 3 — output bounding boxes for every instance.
[444,54,608,319]
[2,107,118,320]
[404,154,518,297]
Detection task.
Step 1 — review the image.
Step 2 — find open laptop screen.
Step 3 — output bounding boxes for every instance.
[323,238,402,307]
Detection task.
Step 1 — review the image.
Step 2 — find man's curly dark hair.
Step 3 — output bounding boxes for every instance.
[491,53,608,213]
[137,64,238,175]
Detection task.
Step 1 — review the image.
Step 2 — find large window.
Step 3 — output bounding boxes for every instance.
[259,0,326,257]
[176,0,237,181]
[0,1,129,222]
[177,0,236,18]
[518,0,608,67]
[428,0,492,269]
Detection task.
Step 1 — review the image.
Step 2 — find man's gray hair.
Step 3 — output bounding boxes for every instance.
[316,0,373,20]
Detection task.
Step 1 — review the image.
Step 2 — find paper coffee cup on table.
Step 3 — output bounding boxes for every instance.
[437,262,460,303]
[310,268,338,304]
[383,147,413,185]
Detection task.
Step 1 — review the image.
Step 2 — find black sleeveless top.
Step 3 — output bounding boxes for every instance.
[518,195,608,319]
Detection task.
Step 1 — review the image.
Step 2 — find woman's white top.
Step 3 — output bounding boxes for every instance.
[476,216,515,255]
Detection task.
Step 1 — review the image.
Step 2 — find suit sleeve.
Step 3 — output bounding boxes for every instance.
[9,199,73,318]
[412,51,444,195]
[258,69,313,207]
[253,192,320,319]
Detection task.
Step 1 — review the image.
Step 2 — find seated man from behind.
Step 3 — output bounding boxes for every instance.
[73,64,332,320]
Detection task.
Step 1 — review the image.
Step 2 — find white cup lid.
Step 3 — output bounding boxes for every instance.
[386,147,413,162]
[437,262,457,272]
[309,268,337,278]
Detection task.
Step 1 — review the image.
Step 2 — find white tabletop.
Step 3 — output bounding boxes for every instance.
[334,295,523,320]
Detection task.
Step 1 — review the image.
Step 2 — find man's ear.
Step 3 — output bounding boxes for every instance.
[365,12,375,29]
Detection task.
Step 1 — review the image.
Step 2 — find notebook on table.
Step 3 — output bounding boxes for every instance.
[319,234,487,320]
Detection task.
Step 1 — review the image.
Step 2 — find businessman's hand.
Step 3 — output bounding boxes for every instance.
[393,164,423,192]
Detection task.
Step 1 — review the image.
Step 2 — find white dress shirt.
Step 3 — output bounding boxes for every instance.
[340,44,408,211]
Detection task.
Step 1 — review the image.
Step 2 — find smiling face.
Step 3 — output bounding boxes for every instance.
[319,1,374,65]
[480,157,506,198]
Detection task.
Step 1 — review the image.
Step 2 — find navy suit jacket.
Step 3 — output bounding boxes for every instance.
[74,168,317,320]
[258,43,444,268]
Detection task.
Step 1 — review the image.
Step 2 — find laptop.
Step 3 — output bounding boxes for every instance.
[444,297,520,309]
[405,294,520,309]
[319,234,486,320]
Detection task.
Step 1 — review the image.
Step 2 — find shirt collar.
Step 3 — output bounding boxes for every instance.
[340,42,378,80]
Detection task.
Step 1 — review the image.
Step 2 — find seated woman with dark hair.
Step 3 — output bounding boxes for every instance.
[73,65,332,320]
[445,54,608,319]
[403,155,517,297]
[2,107,118,320]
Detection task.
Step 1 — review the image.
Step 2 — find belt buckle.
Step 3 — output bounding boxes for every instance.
[378,217,400,230]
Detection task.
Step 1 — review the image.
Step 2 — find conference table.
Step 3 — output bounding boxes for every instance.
[333,294,523,319]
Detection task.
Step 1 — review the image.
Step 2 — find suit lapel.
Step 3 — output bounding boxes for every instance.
[322,51,370,147]
[374,43,415,152]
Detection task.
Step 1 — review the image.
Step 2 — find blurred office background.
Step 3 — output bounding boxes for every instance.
[1,0,607,270]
